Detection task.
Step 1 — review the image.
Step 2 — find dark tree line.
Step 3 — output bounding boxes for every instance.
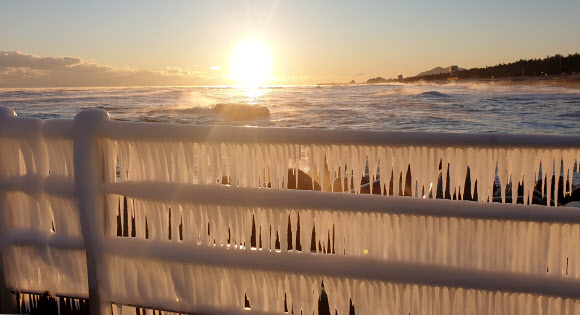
[381,53,580,83]
[458,53,580,79]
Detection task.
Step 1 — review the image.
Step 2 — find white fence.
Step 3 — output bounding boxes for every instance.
[1,106,580,315]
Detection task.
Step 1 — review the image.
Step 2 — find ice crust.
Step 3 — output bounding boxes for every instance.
[4,192,80,236]
[1,108,580,314]
[4,246,88,298]
[99,135,580,313]
[106,255,580,315]
[0,113,85,304]
[105,139,579,206]
[105,194,580,278]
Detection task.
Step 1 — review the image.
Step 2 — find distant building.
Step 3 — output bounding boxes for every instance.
[449,66,459,76]
[397,74,403,80]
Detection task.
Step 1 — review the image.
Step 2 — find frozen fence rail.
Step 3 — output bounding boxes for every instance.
[1,106,580,314]
[101,117,580,204]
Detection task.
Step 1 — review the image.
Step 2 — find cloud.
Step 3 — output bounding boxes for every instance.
[210,66,221,71]
[0,51,231,87]
[162,66,207,78]
[354,72,365,77]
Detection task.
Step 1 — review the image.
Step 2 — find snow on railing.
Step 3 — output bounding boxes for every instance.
[1,106,580,315]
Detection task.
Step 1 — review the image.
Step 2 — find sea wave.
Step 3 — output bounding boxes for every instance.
[559,110,580,118]
[370,87,451,98]
[84,105,123,111]
[5,84,580,135]
[214,103,270,120]
[149,107,214,115]
[416,91,451,98]
[148,103,271,121]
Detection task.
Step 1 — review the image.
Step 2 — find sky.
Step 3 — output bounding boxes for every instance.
[1,0,579,87]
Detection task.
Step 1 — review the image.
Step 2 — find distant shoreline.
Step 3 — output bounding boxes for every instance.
[1,76,579,89]
[361,75,580,89]
[471,75,580,89]
[428,76,580,89]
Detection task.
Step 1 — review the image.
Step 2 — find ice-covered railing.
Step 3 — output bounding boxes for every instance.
[1,106,580,315]
[0,107,87,313]
[102,119,580,205]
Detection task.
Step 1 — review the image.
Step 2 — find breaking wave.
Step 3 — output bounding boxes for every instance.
[416,91,451,98]
[84,105,120,111]
[148,103,270,121]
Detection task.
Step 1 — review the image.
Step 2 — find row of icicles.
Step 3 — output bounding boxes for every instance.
[18,293,84,314]
[3,138,578,206]
[106,139,579,206]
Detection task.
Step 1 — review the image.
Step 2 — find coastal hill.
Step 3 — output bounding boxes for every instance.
[366,77,389,84]
[416,66,466,77]
[403,54,580,82]
[367,54,580,84]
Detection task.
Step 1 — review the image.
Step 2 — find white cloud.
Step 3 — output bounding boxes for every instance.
[0,51,232,87]
[163,66,205,77]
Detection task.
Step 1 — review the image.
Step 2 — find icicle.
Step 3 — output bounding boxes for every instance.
[391,147,402,196]
[542,149,556,206]
[562,149,573,198]
[290,209,298,251]
[450,148,466,200]
[24,293,30,313]
[553,149,562,206]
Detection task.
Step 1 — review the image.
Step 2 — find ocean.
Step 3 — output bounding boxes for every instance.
[1,83,580,135]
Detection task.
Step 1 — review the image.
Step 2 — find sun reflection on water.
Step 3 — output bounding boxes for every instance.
[241,86,267,105]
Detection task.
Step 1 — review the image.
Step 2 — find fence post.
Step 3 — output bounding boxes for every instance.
[73,109,110,315]
[0,107,17,313]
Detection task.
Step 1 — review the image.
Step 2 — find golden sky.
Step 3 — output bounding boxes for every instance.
[1,0,579,86]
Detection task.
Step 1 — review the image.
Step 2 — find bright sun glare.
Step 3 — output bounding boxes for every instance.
[230,38,273,86]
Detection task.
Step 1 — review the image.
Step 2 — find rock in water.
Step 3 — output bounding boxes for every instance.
[564,185,580,204]
[564,201,580,208]
[492,194,554,206]
[287,169,322,191]
[222,169,321,190]
[329,173,376,192]
[534,175,580,204]
[359,180,384,195]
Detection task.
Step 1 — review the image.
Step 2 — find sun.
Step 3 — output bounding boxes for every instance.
[230,38,273,86]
